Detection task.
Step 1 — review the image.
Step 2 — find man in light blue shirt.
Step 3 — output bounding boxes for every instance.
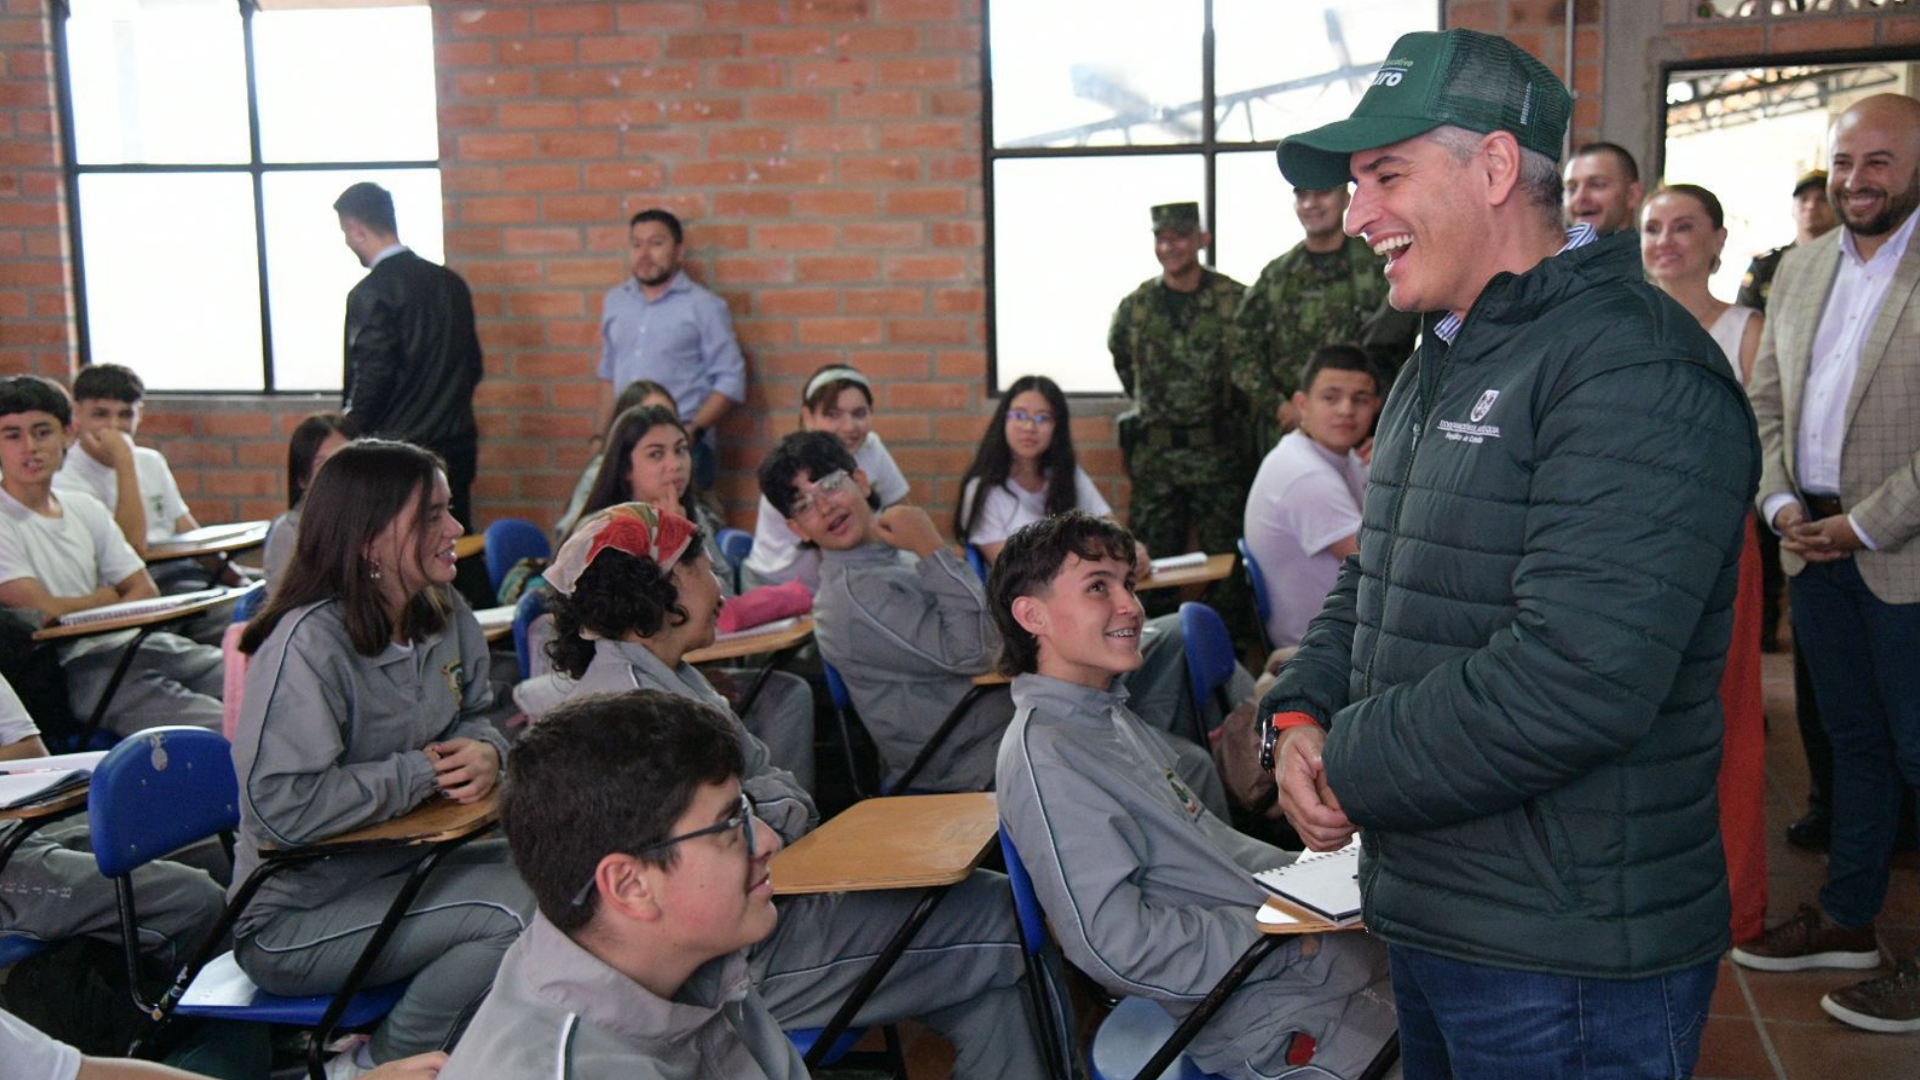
[597,209,747,490]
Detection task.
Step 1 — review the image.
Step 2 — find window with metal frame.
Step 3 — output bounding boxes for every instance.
[53,0,444,393]
[984,0,1440,394]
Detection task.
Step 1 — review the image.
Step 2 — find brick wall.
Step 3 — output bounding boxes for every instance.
[0,0,1915,531]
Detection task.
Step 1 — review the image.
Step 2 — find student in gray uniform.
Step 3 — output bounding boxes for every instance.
[261,412,358,592]
[231,441,534,1078]
[759,431,1230,811]
[441,690,804,1080]
[533,502,1059,1080]
[993,512,1397,1080]
[0,673,224,975]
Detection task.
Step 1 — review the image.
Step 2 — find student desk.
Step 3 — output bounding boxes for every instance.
[472,604,514,643]
[264,792,499,857]
[1136,552,1236,593]
[32,583,261,747]
[145,521,271,564]
[685,617,814,717]
[770,791,998,1067]
[0,785,89,876]
[453,534,487,562]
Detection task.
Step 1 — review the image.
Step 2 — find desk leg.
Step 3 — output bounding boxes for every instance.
[1131,934,1281,1080]
[890,683,992,795]
[800,884,952,1069]
[0,813,62,876]
[732,642,804,719]
[78,625,156,747]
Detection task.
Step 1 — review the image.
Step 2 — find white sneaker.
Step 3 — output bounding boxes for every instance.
[321,1036,374,1080]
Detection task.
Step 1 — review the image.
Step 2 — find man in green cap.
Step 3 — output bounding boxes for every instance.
[1228,185,1418,456]
[1256,28,1758,1076]
[1107,201,1251,630]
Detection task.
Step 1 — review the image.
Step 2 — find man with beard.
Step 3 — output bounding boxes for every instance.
[1736,93,1920,1036]
[1561,141,1643,236]
[596,209,747,491]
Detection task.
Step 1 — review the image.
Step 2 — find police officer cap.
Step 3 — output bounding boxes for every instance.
[1793,169,1827,197]
[1151,202,1201,234]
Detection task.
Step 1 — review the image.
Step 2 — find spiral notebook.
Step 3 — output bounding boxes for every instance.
[1253,839,1363,926]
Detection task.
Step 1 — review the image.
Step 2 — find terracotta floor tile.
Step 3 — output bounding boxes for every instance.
[1765,1018,1920,1080]
[1712,962,1750,1017]
[1694,1015,1776,1080]
[1741,967,1892,1025]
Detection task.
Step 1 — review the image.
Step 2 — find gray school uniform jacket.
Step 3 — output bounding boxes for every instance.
[815,542,1013,791]
[229,594,507,931]
[563,638,818,844]
[440,913,806,1080]
[996,673,1293,1003]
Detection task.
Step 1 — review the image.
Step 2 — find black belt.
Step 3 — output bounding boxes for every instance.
[1803,493,1845,520]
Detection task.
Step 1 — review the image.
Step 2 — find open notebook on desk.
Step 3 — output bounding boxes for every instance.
[1254,838,1362,926]
[49,587,229,628]
[0,750,106,809]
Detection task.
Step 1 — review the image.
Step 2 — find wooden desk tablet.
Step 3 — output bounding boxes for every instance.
[1137,552,1236,593]
[1257,896,1365,936]
[684,616,814,666]
[972,671,1010,687]
[0,784,89,876]
[472,604,514,642]
[32,585,256,642]
[145,521,271,564]
[772,791,997,895]
[453,534,486,561]
[264,792,498,858]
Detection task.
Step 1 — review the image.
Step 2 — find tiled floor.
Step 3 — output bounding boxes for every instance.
[1697,644,1920,1080]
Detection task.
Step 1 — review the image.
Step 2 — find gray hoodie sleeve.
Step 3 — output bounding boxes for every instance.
[843,548,998,677]
[740,727,818,845]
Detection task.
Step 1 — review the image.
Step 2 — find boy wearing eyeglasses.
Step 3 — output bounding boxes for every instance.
[992,512,1397,1080]
[758,431,1012,793]
[441,688,802,1080]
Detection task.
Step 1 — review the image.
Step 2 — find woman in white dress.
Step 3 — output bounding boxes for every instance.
[1642,182,1764,384]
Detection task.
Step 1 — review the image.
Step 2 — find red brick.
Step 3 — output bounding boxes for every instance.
[700,1,786,25]
[510,292,588,318]
[585,162,668,190]
[837,90,918,119]
[666,32,745,59]
[930,221,981,247]
[546,194,624,223]
[445,229,501,256]
[877,0,958,18]
[1770,17,1878,54]
[447,8,528,37]
[928,154,980,181]
[884,188,966,215]
[929,90,979,118]
[709,127,790,155]
[920,23,977,52]
[513,352,588,380]
[203,471,276,497]
[887,254,967,281]
[794,190,878,216]
[199,413,273,438]
[672,160,749,186]
[503,228,583,255]
[623,130,703,157]
[539,131,622,158]
[839,155,919,182]
[932,288,984,314]
[475,381,548,408]
[797,318,883,345]
[501,165,580,192]
[453,71,531,98]
[582,100,666,128]
[746,29,835,57]
[616,2,699,30]
[462,196,542,225]
[502,38,576,65]
[758,289,841,316]
[793,0,870,20]
[436,41,494,67]
[547,259,618,287]
[711,256,793,283]
[838,26,917,53]
[748,93,832,122]
[879,122,967,151]
[536,69,625,98]
[876,58,958,85]
[577,36,664,64]
[845,288,923,314]
[457,133,538,161]
[549,321,602,349]
[888,317,971,345]
[797,254,880,281]
[746,158,832,184]
[841,222,922,248]
[793,124,875,152]
[712,62,786,90]
[757,223,836,249]
[733,319,795,348]
[794,58,875,89]
[532,5,617,35]
[438,103,496,130]
[662,98,745,122]
[498,102,579,129]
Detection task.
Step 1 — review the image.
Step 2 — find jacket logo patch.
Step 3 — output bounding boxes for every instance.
[442,660,463,700]
[1470,389,1500,422]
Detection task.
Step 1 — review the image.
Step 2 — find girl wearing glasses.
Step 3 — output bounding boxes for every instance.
[957,375,1147,571]
[231,441,534,1075]
[743,363,910,590]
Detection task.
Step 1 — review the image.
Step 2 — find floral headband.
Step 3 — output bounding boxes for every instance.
[546,502,697,597]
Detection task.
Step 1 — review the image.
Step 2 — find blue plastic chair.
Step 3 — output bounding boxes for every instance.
[823,660,993,796]
[997,825,1076,1080]
[484,518,551,594]
[1236,539,1274,653]
[0,936,48,968]
[90,727,408,1080]
[511,588,550,681]
[230,583,267,624]
[821,661,878,799]
[1177,602,1237,745]
[964,543,990,582]
[717,527,753,592]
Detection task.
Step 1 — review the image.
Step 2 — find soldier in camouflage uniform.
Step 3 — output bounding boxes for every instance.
[1227,184,1418,457]
[1738,169,1835,313]
[1108,201,1251,632]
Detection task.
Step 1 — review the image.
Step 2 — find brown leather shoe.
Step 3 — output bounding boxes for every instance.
[1730,904,1881,972]
[1823,959,1920,1033]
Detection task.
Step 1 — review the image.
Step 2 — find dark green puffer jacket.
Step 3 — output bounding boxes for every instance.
[1260,230,1758,978]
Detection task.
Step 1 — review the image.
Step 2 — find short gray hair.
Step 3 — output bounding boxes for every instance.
[1427,125,1563,228]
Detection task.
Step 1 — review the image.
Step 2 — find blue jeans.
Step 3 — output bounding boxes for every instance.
[1791,558,1920,928]
[1388,945,1716,1080]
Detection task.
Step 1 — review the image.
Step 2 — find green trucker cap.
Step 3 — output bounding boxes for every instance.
[1277,29,1571,190]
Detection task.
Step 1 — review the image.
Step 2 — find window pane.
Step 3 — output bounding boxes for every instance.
[1214,149,1308,289]
[78,173,262,391]
[261,170,446,392]
[65,0,250,165]
[991,0,1203,149]
[253,7,439,164]
[993,155,1205,393]
[1213,0,1438,144]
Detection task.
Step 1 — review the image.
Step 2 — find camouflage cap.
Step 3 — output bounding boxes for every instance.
[1151,202,1201,234]
[1793,169,1828,196]
[1277,29,1571,190]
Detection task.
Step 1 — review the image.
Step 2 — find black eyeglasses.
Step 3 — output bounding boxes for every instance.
[569,791,757,908]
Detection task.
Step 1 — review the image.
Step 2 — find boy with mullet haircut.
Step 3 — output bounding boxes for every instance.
[992,512,1394,1080]
[440,689,802,1080]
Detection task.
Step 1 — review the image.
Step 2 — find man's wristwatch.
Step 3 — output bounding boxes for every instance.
[1260,716,1281,773]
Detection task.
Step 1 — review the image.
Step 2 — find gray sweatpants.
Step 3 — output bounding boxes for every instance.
[753,868,1060,1080]
[730,668,817,794]
[63,631,224,737]
[0,817,225,974]
[233,840,534,1063]
[1184,932,1398,1080]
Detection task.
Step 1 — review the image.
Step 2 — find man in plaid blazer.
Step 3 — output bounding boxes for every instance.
[1737,93,1920,1034]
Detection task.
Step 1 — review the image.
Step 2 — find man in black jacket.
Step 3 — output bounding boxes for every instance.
[1261,29,1757,1078]
[335,182,484,527]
